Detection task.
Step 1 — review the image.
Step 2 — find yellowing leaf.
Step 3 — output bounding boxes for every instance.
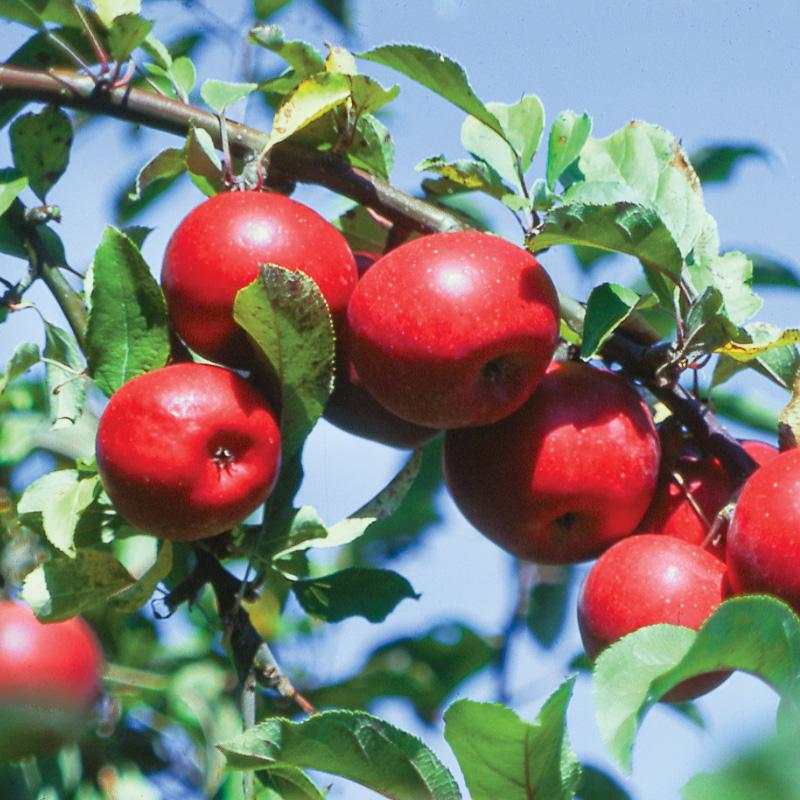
[716,329,800,361]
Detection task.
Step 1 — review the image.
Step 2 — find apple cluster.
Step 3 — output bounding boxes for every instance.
[93,189,796,703]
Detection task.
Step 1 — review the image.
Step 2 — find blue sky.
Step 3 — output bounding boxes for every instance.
[3,1,800,797]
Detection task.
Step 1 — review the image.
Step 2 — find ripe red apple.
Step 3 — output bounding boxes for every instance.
[324,251,439,448]
[577,534,729,702]
[162,191,358,369]
[727,447,800,610]
[0,601,103,761]
[346,231,560,429]
[637,439,778,558]
[443,360,661,563]
[96,363,281,540]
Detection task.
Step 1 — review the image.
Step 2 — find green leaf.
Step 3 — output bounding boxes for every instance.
[22,550,135,621]
[690,142,772,185]
[107,13,153,60]
[461,107,519,190]
[581,283,642,359]
[0,0,78,27]
[43,321,86,429]
[171,56,196,101]
[129,147,185,201]
[85,227,170,396]
[347,114,394,179]
[0,168,29,217]
[359,44,505,139]
[444,678,580,800]
[219,709,462,800]
[10,106,73,202]
[531,202,682,305]
[310,622,497,724]
[18,469,98,556]
[267,72,350,149]
[201,79,258,114]
[750,253,800,289]
[0,341,40,394]
[331,203,388,254]
[93,0,140,27]
[594,596,800,771]
[349,75,400,117]
[576,121,706,259]
[184,126,224,196]
[257,766,325,800]
[111,538,173,612]
[547,110,592,190]
[526,567,574,648]
[576,764,632,800]
[233,265,335,458]
[710,388,778,434]
[253,0,293,20]
[292,567,418,623]
[250,25,325,77]
[417,155,507,199]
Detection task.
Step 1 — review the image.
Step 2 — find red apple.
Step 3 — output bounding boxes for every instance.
[324,251,439,448]
[727,447,800,610]
[577,534,729,702]
[443,360,661,563]
[96,363,281,540]
[346,231,560,429]
[0,601,103,761]
[637,440,778,558]
[162,191,358,369]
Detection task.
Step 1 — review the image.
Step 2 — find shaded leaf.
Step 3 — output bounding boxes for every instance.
[527,567,575,648]
[576,764,632,800]
[417,155,507,199]
[184,126,224,196]
[547,110,592,190]
[258,765,326,800]
[444,678,580,800]
[348,114,394,179]
[690,142,772,184]
[750,253,800,289]
[0,168,29,217]
[219,709,462,800]
[581,283,642,359]
[85,227,170,396]
[43,321,86,429]
[111,539,173,612]
[0,341,40,394]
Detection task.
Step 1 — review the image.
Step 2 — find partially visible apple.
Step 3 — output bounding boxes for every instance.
[324,252,439,448]
[96,363,282,540]
[577,534,729,702]
[443,360,661,563]
[346,231,560,429]
[0,601,104,761]
[162,191,358,369]
[727,447,800,611]
[637,439,778,558]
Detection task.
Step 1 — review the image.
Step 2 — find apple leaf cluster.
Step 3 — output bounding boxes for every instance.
[1,0,800,798]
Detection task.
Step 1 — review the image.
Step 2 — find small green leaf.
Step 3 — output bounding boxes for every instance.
[0,341,40,394]
[253,0,293,19]
[258,766,325,800]
[184,126,224,196]
[526,567,574,648]
[93,0,140,27]
[360,44,505,140]
[417,155,507,199]
[461,110,520,190]
[547,110,592,190]
[219,709,462,800]
[489,95,545,174]
[531,203,682,306]
[43,321,86,429]
[267,72,350,149]
[22,550,135,621]
[233,265,335,458]
[0,0,78,27]
[129,147,185,202]
[594,596,800,771]
[332,204,388,254]
[576,764,632,800]
[111,539,173,612]
[0,167,29,217]
[444,678,580,800]
[171,56,196,101]
[349,75,400,116]
[293,567,418,623]
[141,32,172,69]
[750,253,800,289]
[347,114,394,179]
[10,106,73,202]
[581,283,642,359]
[18,469,98,556]
[250,24,324,77]
[86,226,170,396]
[107,13,153,60]
[201,79,258,114]
[690,142,773,185]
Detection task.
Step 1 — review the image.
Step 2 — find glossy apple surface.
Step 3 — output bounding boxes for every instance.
[324,251,439,448]
[346,231,560,429]
[0,601,103,761]
[162,191,357,369]
[727,447,800,610]
[443,360,660,563]
[96,363,281,540]
[637,439,778,558]
[577,534,729,702]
